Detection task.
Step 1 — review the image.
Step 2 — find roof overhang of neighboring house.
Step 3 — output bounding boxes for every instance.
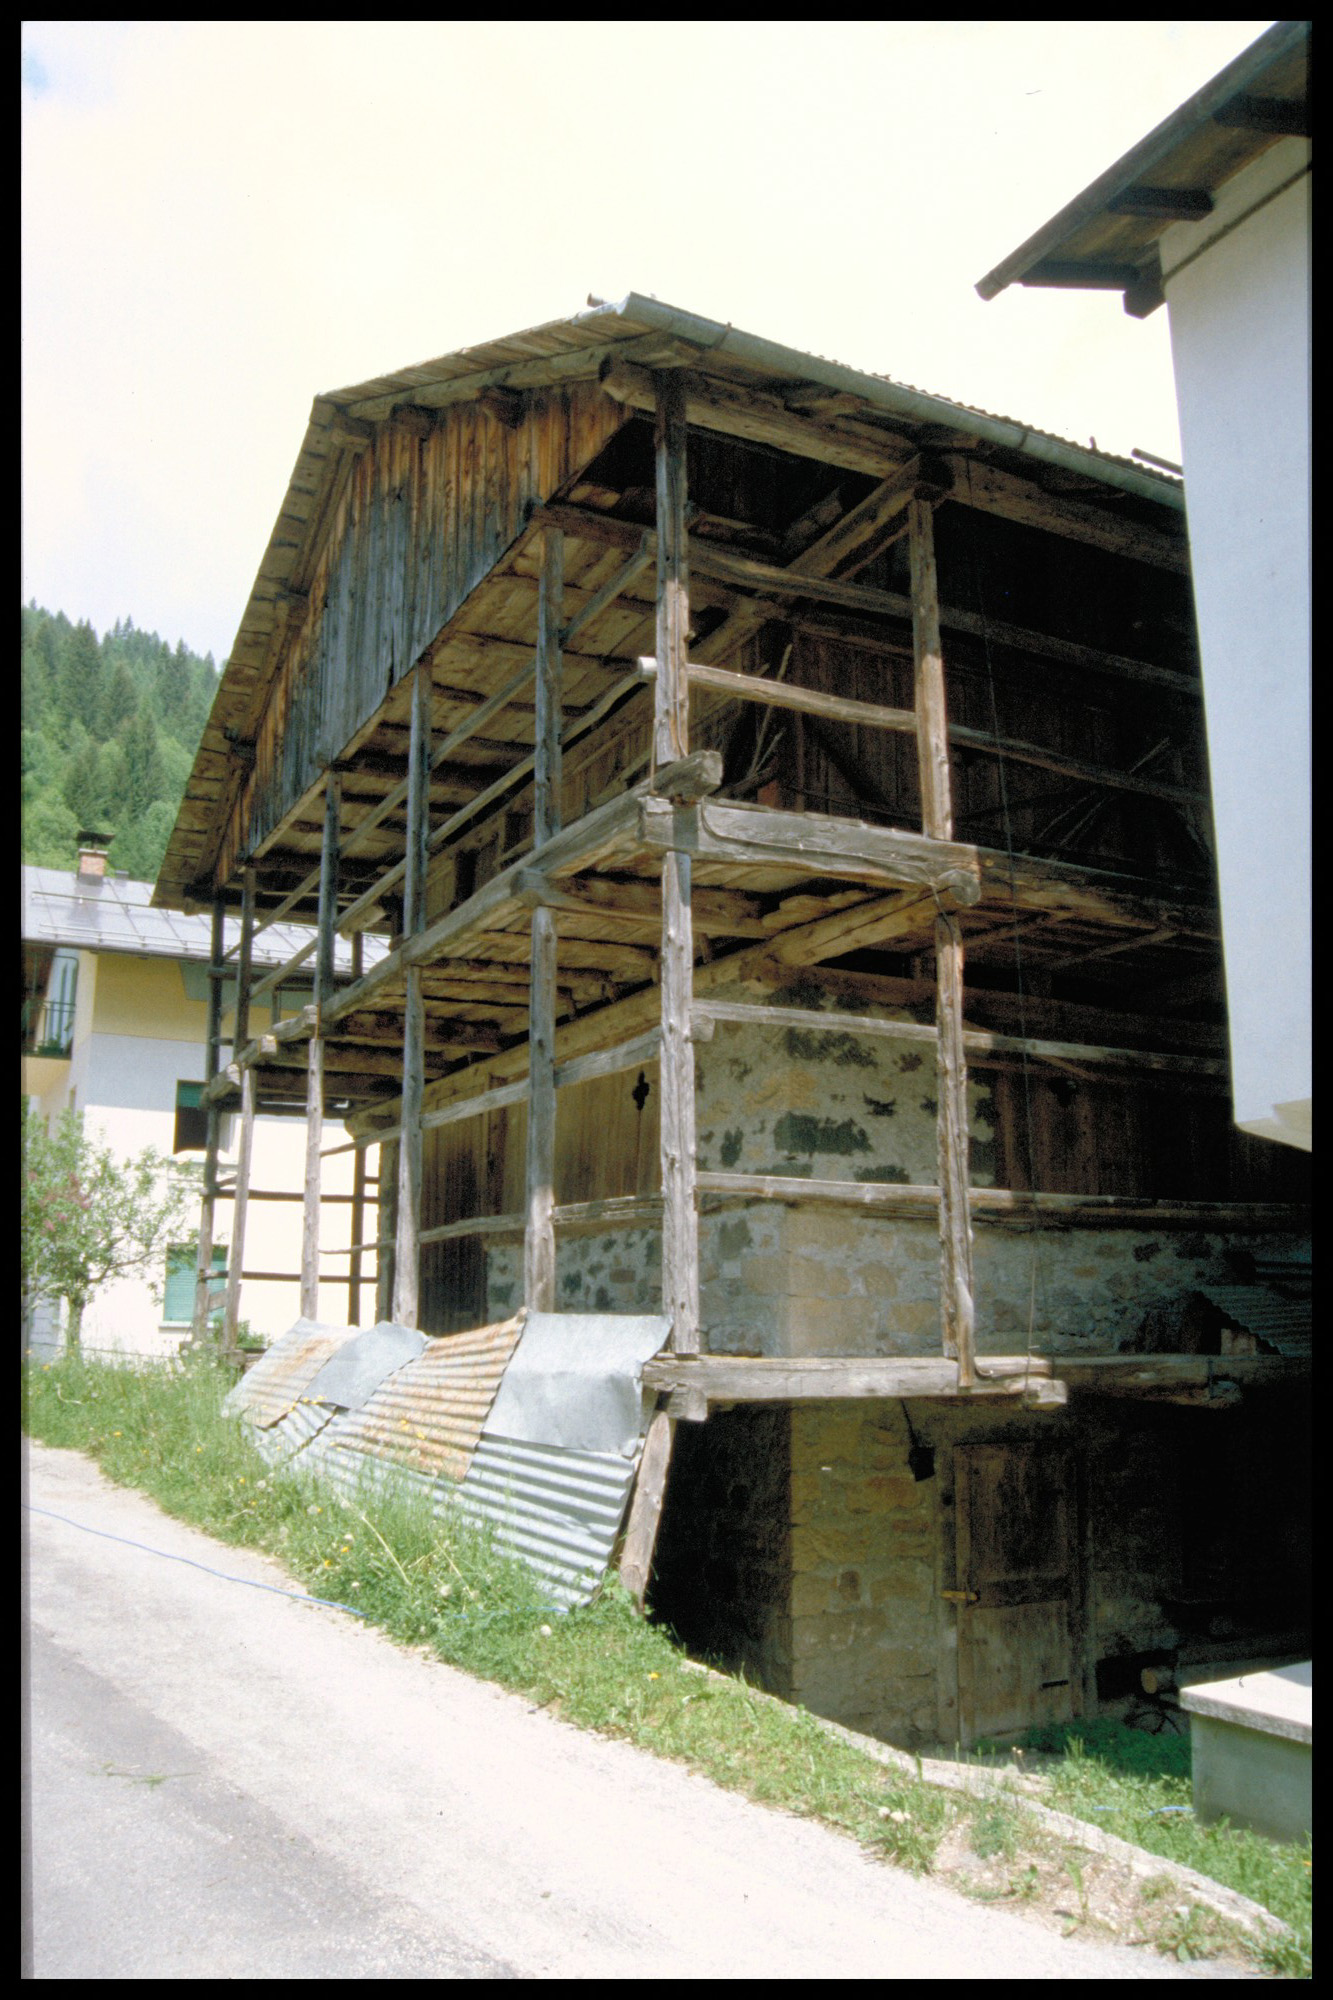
[154,293,1187,914]
[974,20,1309,318]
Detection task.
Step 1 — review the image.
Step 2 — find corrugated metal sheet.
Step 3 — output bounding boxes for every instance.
[251,1394,337,1466]
[1200,1286,1312,1360]
[229,1309,666,1607]
[305,1322,427,1410]
[327,1314,524,1483]
[484,1312,670,1456]
[446,1434,638,1608]
[224,1319,356,1428]
[300,1429,437,1508]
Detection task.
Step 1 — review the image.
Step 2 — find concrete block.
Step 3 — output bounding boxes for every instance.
[1182,1663,1311,1844]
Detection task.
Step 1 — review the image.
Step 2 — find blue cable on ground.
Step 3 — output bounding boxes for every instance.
[24,1502,370,1619]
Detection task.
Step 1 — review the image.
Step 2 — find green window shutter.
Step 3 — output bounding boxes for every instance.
[164,1242,227,1323]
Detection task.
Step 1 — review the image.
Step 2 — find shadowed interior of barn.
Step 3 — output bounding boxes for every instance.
[157,298,1310,1747]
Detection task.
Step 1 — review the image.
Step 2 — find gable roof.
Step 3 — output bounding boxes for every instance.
[975,20,1310,316]
[158,295,1186,910]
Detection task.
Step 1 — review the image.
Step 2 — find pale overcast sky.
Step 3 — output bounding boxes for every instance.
[22,20,1272,665]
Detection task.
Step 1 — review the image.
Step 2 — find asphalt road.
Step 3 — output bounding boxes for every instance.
[24,1442,1245,1980]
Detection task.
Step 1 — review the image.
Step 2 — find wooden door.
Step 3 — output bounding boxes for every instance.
[954,1443,1078,1745]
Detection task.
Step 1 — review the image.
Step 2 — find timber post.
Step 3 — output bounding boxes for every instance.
[524,525,563,1313]
[909,496,976,1386]
[394,661,432,1326]
[347,931,365,1325]
[221,872,257,1355]
[222,1065,255,1352]
[301,776,340,1322]
[191,894,227,1345]
[654,371,700,1355]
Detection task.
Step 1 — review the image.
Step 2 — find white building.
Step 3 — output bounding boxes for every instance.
[22,848,383,1357]
[976,20,1311,1151]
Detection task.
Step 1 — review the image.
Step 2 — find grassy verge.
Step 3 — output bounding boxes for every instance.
[24,1351,1306,1975]
[978,1720,1311,1977]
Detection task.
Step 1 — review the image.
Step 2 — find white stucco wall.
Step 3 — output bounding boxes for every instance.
[1161,138,1311,1149]
[25,951,377,1359]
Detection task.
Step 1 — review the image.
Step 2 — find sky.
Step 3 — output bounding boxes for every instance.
[22,20,1273,666]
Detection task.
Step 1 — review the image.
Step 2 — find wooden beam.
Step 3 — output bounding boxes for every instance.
[376,1137,398,1322]
[911,497,975,1387]
[638,653,918,735]
[696,1174,1302,1231]
[542,497,1200,699]
[946,459,1188,572]
[638,795,982,902]
[692,1000,1228,1083]
[232,868,256,1059]
[600,359,916,477]
[641,1352,1305,1404]
[524,528,563,1314]
[620,1408,676,1610]
[222,1066,256,1350]
[191,896,227,1346]
[560,535,653,649]
[656,374,700,1355]
[393,660,432,1328]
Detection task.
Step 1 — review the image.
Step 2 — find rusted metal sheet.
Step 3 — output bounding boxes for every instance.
[251,1393,337,1467]
[223,1319,355,1429]
[323,1314,525,1484]
[446,1435,639,1608]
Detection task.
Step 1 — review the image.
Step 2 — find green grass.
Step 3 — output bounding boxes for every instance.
[995,1720,1311,1976]
[24,1351,1308,1974]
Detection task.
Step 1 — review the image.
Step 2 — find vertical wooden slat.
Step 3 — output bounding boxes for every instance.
[394,660,432,1326]
[377,1136,399,1323]
[910,497,976,1386]
[223,1066,255,1351]
[525,526,563,1313]
[347,931,365,1327]
[301,776,340,1322]
[619,1407,676,1609]
[653,372,691,769]
[654,374,700,1354]
[191,895,226,1345]
[233,867,256,1058]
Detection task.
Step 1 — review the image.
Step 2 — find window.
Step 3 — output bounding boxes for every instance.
[174,1081,208,1153]
[164,1242,227,1325]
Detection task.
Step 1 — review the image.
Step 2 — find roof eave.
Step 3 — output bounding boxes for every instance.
[974,20,1310,303]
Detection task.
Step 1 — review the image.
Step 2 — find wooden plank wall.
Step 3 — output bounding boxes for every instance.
[218,384,628,880]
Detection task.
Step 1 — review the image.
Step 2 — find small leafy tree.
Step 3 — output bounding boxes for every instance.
[22,1106,201,1350]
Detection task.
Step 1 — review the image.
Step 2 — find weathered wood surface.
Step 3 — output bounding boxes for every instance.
[300,1037,324,1320]
[694,1001,1228,1083]
[191,896,227,1345]
[619,1408,676,1609]
[694,1173,1302,1229]
[946,458,1189,572]
[655,375,700,1356]
[640,1353,1304,1403]
[393,967,425,1325]
[910,497,975,1384]
[653,373,691,770]
[222,1065,256,1350]
[638,653,917,735]
[637,796,982,899]
[524,906,558,1312]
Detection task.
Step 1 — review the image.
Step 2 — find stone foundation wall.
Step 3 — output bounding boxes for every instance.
[650,1405,793,1694]
[788,1403,943,1745]
[483,989,1305,1354]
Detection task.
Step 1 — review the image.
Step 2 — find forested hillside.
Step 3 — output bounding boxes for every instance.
[22,604,221,884]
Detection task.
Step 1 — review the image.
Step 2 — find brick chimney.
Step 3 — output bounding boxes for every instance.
[76,832,110,888]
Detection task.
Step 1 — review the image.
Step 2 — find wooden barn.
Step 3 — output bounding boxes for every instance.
[157,296,1310,1748]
